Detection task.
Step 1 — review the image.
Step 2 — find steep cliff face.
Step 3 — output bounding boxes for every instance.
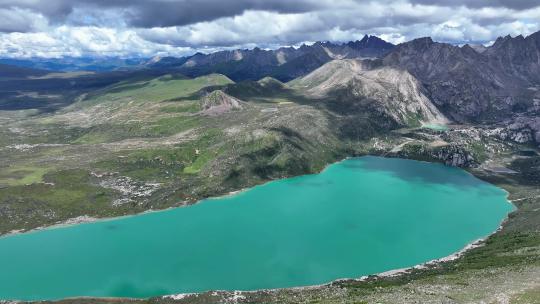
[291,59,448,127]
[383,32,540,123]
[486,32,540,84]
[383,38,509,122]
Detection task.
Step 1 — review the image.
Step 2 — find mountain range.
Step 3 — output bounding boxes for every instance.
[1,28,540,304]
[1,32,540,137]
[0,57,147,72]
[147,35,395,81]
[384,33,540,124]
[0,35,394,80]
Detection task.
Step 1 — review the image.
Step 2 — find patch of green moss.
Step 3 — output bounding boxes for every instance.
[0,165,50,186]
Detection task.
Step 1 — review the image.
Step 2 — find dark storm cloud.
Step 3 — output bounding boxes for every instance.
[0,0,321,30]
[0,0,73,20]
[125,0,319,28]
[1,0,539,33]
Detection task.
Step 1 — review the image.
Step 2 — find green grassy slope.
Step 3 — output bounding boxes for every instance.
[0,72,344,234]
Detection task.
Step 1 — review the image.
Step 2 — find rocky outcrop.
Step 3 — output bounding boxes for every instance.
[200,90,243,116]
[485,116,540,145]
[432,145,477,167]
[394,141,477,167]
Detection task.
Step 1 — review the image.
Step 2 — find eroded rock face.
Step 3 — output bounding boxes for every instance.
[200,90,243,116]
[396,143,477,168]
[290,59,448,128]
[484,116,540,145]
[486,32,540,84]
[383,32,540,123]
[433,146,477,167]
[383,38,496,122]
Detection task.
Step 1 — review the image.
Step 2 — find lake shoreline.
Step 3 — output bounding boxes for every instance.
[159,216,513,302]
[2,155,350,239]
[0,155,516,302]
[3,154,514,240]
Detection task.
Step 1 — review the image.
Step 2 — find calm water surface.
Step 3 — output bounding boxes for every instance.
[0,156,513,300]
[422,123,449,131]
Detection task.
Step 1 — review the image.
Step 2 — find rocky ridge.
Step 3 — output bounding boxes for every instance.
[148,35,395,82]
[291,59,448,128]
[383,32,540,125]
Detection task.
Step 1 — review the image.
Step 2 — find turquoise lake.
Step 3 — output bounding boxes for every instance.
[0,156,514,300]
[421,123,449,131]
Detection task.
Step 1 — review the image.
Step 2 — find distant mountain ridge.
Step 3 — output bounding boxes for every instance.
[383,31,540,123]
[147,35,395,81]
[0,57,147,72]
[0,63,50,78]
[0,35,394,80]
[2,31,539,134]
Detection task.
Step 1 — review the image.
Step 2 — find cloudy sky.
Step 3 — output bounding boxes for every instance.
[1,0,540,58]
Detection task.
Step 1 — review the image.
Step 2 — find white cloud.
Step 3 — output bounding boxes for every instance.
[138,2,540,48]
[0,0,539,57]
[0,26,192,58]
[138,11,326,47]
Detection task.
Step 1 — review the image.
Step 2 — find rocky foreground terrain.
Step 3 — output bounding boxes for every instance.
[1,31,540,303]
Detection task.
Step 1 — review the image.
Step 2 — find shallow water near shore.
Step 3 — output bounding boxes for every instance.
[0,156,513,301]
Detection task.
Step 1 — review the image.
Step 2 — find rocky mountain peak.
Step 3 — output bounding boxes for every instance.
[460,44,481,56]
[528,30,540,43]
[381,29,540,123]
[467,44,487,53]
[491,34,516,49]
[347,35,394,51]
[485,30,540,83]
